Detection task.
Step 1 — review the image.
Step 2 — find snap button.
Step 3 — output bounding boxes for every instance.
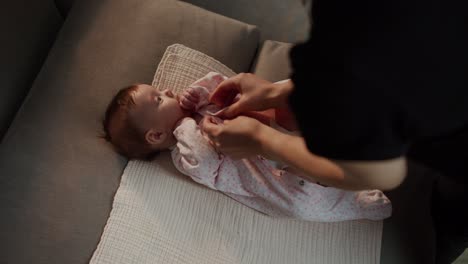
[299,180,305,186]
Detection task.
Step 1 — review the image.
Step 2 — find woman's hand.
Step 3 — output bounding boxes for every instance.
[209,73,293,118]
[200,115,267,159]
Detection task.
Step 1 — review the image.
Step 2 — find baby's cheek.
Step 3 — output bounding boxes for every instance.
[170,98,183,111]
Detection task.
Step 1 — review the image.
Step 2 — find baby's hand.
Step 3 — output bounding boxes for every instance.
[179,88,200,111]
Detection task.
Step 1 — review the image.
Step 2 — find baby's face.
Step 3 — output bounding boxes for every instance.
[130,84,186,135]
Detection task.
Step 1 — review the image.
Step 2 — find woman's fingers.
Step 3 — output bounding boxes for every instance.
[215,100,242,118]
[201,117,221,139]
[210,73,280,118]
[209,76,241,107]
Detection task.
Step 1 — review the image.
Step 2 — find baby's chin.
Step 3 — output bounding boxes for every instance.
[179,107,193,118]
[170,107,193,130]
[175,98,196,117]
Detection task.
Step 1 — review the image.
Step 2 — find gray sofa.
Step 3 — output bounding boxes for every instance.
[1,0,436,263]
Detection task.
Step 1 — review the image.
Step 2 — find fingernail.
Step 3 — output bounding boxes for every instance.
[214,107,228,116]
[209,116,219,124]
[207,110,221,116]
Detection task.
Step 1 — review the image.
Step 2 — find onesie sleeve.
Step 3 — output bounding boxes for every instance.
[171,117,253,197]
[171,117,222,190]
[188,72,227,110]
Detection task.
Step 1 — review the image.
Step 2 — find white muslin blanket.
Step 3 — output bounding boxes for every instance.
[89,44,384,264]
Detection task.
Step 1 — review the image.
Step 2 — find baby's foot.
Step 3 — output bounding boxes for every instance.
[355,190,392,220]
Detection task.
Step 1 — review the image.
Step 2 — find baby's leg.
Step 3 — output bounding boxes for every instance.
[299,187,392,221]
[283,166,327,186]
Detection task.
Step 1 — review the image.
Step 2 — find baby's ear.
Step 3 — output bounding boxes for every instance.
[145,130,167,146]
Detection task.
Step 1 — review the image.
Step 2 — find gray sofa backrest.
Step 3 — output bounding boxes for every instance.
[0,0,64,141]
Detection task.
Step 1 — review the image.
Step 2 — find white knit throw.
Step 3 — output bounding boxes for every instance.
[89,44,383,264]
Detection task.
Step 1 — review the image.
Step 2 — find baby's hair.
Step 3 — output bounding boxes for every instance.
[101,84,159,161]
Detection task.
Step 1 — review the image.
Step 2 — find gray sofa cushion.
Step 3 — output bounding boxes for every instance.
[181,0,310,43]
[0,0,63,141]
[252,40,293,81]
[0,0,258,263]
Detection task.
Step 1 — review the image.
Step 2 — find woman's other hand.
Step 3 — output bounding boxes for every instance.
[201,115,267,159]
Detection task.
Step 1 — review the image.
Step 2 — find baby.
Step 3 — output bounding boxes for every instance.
[103,72,392,222]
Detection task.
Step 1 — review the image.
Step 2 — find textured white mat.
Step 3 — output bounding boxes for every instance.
[90,44,383,264]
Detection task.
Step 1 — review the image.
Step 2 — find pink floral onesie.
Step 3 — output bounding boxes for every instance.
[170,72,392,222]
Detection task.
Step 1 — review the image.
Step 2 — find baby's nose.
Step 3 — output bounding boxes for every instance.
[163,89,174,98]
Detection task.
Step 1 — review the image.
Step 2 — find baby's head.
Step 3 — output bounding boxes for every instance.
[102,84,188,160]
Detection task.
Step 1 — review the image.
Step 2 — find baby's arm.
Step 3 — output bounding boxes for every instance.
[171,117,222,190]
[171,117,252,197]
[179,72,227,111]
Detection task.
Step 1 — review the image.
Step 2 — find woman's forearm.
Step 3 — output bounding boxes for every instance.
[257,125,351,188]
[257,125,406,191]
[270,79,294,108]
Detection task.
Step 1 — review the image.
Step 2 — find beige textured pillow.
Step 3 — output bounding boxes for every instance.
[152,44,236,94]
